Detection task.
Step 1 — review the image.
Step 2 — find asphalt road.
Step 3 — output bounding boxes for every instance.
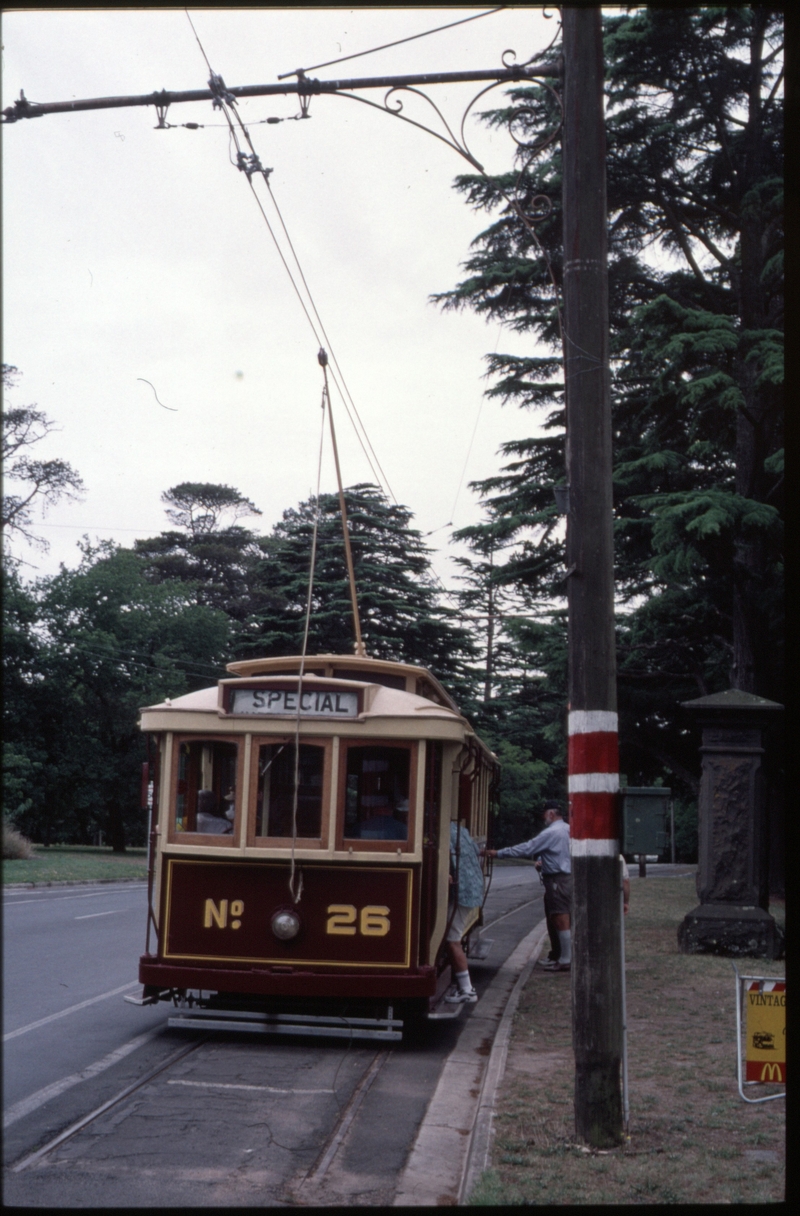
[3,867,543,1206]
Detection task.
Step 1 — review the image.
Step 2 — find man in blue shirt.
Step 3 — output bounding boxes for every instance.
[445,820,485,1003]
[483,802,572,972]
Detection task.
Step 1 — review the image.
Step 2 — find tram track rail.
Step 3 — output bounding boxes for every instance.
[8,1024,395,1189]
[10,1035,209,1174]
[7,875,545,1202]
[298,1048,391,1192]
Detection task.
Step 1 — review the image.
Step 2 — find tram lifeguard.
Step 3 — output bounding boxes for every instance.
[133,653,497,1037]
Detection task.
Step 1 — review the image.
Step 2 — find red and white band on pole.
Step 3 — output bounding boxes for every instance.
[568,710,619,856]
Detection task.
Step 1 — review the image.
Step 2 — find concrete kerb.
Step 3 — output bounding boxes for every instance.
[394,917,549,1207]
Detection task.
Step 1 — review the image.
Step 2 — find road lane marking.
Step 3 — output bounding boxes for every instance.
[75,909,128,919]
[3,981,139,1042]
[4,887,146,907]
[3,1028,160,1129]
[167,1080,334,1094]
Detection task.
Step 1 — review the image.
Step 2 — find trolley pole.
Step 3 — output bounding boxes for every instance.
[562,8,624,1147]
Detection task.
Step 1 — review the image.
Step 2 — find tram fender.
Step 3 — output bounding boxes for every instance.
[139,957,437,999]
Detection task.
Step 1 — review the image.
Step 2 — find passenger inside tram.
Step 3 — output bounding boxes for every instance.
[195,789,235,834]
[175,739,238,834]
[344,746,410,840]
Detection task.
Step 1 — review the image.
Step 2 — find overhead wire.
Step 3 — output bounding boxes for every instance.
[182,10,554,617]
[260,178,397,501]
[185,9,396,503]
[45,637,227,683]
[277,8,506,78]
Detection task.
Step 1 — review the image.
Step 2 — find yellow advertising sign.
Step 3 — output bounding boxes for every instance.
[745,981,785,1083]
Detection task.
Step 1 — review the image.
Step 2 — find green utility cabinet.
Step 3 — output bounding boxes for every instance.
[622,786,672,859]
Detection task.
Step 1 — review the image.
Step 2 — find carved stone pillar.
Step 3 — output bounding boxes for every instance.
[678,689,783,959]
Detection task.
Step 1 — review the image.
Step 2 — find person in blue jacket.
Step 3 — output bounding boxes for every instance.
[445,820,485,1003]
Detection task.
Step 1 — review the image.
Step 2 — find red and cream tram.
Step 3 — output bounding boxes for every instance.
[131,653,498,1039]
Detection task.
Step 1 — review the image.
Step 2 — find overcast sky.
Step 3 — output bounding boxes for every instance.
[3,7,558,589]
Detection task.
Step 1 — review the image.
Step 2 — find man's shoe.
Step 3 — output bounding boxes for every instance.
[444,985,478,1004]
[536,959,562,970]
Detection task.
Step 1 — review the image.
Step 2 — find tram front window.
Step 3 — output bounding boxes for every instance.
[256,743,324,838]
[344,746,410,841]
[175,740,238,835]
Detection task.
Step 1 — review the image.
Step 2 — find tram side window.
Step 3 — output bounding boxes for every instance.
[256,743,324,838]
[344,746,410,841]
[175,740,238,835]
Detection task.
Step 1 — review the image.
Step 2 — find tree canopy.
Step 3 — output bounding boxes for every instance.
[1,365,85,549]
[1,12,782,865]
[438,8,782,839]
[4,481,476,847]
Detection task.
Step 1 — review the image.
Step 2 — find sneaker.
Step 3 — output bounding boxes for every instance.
[445,985,478,1004]
[536,959,562,970]
[537,960,570,972]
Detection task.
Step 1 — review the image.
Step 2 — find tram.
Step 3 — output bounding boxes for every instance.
[130,652,498,1040]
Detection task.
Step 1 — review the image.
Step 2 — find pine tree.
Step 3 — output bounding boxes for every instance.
[247,483,475,696]
[436,8,783,798]
[134,483,275,626]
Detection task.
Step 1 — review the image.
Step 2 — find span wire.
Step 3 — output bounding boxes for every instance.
[278,8,507,79]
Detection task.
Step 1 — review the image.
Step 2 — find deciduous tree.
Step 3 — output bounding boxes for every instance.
[1,365,85,549]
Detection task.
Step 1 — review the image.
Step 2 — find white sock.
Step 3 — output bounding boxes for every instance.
[455,969,472,992]
[558,930,572,965]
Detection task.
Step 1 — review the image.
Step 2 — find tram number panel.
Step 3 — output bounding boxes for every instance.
[162,859,414,969]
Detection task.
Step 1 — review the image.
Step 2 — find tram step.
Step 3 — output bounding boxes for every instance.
[426,1001,465,1021]
[167,1008,403,1041]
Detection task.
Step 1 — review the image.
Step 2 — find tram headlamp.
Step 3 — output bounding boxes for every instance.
[271,909,301,941]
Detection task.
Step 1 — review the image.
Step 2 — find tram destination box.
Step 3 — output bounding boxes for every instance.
[220,680,362,719]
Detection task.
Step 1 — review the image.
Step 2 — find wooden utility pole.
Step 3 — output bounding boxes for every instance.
[562,8,623,1147]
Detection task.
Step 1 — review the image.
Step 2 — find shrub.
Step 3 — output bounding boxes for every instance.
[674,799,698,863]
[3,821,33,859]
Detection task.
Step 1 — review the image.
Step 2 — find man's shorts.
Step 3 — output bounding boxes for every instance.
[447,904,480,941]
[543,872,572,917]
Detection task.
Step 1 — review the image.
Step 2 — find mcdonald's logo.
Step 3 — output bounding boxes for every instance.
[760,1062,784,1083]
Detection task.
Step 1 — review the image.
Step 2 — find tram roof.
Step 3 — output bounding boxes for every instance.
[142,654,469,724]
[224,653,459,711]
[143,678,459,720]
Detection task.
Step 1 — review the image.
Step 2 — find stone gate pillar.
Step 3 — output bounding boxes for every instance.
[678,689,783,959]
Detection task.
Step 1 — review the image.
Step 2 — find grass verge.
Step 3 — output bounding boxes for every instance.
[469,874,785,1205]
[3,844,148,885]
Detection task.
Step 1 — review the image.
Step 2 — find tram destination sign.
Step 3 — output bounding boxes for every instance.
[229,686,359,719]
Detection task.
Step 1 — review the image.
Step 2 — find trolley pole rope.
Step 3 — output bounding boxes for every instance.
[318,349,365,657]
